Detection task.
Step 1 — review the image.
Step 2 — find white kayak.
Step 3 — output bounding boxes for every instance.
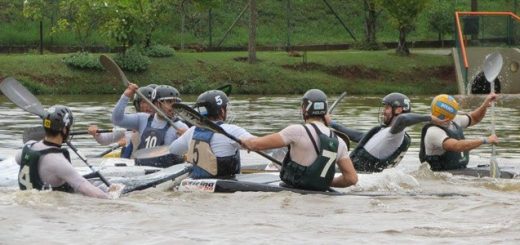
[0,157,162,187]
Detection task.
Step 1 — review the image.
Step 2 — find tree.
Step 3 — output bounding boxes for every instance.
[24,0,107,50]
[378,0,428,56]
[362,0,383,49]
[426,1,453,47]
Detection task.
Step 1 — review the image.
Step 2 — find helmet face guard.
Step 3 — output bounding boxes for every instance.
[133,86,155,112]
[152,85,181,103]
[379,92,411,125]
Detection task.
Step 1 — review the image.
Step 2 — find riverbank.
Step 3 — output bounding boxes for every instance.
[0,49,457,95]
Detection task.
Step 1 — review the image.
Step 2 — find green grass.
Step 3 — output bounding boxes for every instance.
[0,50,456,96]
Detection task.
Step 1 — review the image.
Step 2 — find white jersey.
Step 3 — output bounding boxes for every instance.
[169,123,254,157]
[278,122,349,167]
[424,114,471,155]
[363,127,405,159]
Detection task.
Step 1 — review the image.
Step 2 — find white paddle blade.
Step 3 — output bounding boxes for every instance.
[134,146,171,159]
[490,157,501,178]
[483,52,504,83]
[0,77,46,117]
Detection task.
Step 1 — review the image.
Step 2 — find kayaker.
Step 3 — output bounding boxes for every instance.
[242,89,358,191]
[169,90,255,178]
[328,92,445,172]
[112,83,188,167]
[419,93,499,170]
[88,84,156,158]
[15,105,122,199]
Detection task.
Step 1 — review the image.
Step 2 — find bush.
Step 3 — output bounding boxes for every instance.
[114,47,151,72]
[144,44,175,57]
[62,52,103,70]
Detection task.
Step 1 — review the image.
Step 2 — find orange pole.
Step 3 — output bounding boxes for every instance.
[455,12,468,69]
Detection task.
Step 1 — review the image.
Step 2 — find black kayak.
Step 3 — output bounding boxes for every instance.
[444,165,517,179]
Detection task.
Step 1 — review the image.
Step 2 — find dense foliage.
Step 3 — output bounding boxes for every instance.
[0,0,515,48]
[62,52,103,70]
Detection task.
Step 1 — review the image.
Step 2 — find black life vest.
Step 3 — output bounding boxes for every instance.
[419,123,469,170]
[349,126,411,172]
[280,123,338,191]
[18,142,74,193]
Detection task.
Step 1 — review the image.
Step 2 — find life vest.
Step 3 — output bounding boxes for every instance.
[419,123,469,170]
[137,115,170,150]
[134,115,184,167]
[349,126,411,172]
[18,143,74,193]
[280,123,338,191]
[186,123,240,179]
[120,142,133,158]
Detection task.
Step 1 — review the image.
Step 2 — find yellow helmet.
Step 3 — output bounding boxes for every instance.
[431,94,459,120]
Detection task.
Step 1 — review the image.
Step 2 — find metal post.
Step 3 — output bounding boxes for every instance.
[208,8,213,48]
[286,0,291,51]
[216,3,249,48]
[39,21,43,55]
[322,0,356,41]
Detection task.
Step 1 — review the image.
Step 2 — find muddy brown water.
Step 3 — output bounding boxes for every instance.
[1,94,520,243]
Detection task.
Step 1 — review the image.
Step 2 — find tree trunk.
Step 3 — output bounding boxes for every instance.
[396,26,409,56]
[363,0,377,46]
[248,0,257,64]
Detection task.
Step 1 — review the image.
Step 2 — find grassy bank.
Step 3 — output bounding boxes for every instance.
[0,50,457,96]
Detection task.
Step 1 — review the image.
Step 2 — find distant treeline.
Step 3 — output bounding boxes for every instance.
[0,0,516,51]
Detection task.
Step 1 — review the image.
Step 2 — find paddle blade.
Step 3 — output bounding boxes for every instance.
[490,155,501,178]
[217,84,232,96]
[483,52,504,83]
[173,103,225,134]
[134,146,171,159]
[328,91,347,114]
[99,55,130,86]
[23,126,45,143]
[0,77,45,117]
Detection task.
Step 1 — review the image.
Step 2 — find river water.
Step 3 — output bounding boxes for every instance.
[1,94,520,243]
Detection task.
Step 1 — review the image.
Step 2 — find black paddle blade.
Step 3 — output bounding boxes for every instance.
[0,77,46,118]
[217,84,232,96]
[23,126,46,143]
[173,103,224,134]
[99,55,130,86]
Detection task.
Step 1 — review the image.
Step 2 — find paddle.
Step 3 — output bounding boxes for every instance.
[326,91,350,149]
[99,55,182,132]
[328,91,347,114]
[22,125,130,143]
[0,77,112,186]
[66,141,111,187]
[133,145,171,159]
[86,143,121,158]
[173,103,284,166]
[483,52,504,178]
[217,84,232,96]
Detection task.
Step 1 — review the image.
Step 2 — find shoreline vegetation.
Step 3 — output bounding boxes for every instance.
[0,49,457,96]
